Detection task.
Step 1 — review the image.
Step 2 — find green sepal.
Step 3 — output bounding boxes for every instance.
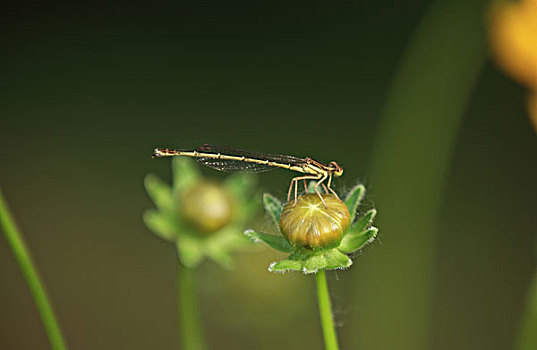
[268,248,353,274]
[303,254,326,274]
[144,174,173,211]
[269,256,303,273]
[204,226,249,269]
[205,248,233,269]
[338,227,378,254]
[175,226,250,269]
[345,184,365,223]
[324,249,353,269]
[176,235,204,268]
[143,209,177,241]
[224,173,257,199]
[263,193,283,226]
[351,209,377,233]
[303,250,352,273]
[244,229,292,253]
[172,157,200,193]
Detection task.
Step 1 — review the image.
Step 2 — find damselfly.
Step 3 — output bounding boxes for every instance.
[152,144,343,206]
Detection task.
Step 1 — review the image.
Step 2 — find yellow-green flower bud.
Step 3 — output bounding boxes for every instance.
[279,194,351,249]
[181,181,233,233]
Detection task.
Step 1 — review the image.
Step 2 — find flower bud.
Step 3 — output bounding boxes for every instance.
[181,181,233,233]
[279,194,351,249]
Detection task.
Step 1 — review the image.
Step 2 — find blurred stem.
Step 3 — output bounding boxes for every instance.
[0,188,67,350]
[316,270,339,350]
[514,270,537,350]
[177,261,206,350]
[354,0,488,349]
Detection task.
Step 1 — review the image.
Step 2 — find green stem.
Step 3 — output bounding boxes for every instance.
[514,270,537,350]
[177,261,206,350]
[354,0,487,348]
[0,188,67,350]
[316,269,339,350]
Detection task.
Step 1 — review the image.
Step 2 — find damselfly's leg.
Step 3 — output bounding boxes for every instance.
[321,183,329,194]
[294,175,322,205]
[326,173,340,199]
[287,180,293,203]
[303,180,308,193]
[287,175,321,205]
[314,173,329,207]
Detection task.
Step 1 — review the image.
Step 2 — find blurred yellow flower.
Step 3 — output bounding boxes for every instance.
[489,0,537,90]
[489,0,537,133]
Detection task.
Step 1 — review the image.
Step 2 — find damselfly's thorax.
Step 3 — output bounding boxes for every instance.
[302,158,344,177]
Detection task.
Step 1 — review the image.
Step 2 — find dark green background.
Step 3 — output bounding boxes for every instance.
[1,1,536,349]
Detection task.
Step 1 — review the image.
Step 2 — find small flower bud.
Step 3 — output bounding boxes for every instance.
[279,194,351,249]
[181,181,233,233]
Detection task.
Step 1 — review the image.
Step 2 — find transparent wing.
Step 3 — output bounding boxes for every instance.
[197,144,306,166]
[196,158,276,173]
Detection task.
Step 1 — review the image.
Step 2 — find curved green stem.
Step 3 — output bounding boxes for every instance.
[316,270,339,350]
[514,270,537,350]
[354,0,487,348]
[0,188,67,350]
[177,261,206,350]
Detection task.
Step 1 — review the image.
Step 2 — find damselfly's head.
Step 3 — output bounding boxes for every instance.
[328,161,343,177]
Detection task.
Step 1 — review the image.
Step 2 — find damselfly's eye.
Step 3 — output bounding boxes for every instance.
[329,161,343,177]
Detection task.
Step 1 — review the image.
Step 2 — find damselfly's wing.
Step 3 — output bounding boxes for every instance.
[195,158,275,173]
[195,144,305,173]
